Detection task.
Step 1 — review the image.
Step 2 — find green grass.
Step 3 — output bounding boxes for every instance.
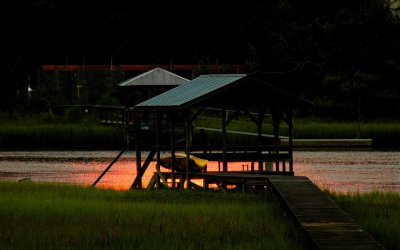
[0,111,127,150]
[1,110,399,149]
[293,121,400,148]
[0,181,304,250]
[328,191,400,250]
[1,183,398,250]
[195,116,400,148]
[294,120,399,137]
[293,121,359,139]
[0,124,125,150]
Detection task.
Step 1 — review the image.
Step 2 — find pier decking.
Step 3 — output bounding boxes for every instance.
[268,175,384,250]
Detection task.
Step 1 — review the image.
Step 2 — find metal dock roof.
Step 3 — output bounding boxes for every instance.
[134,73,314,112]
[135,74,246,109]
[118,67,189,87]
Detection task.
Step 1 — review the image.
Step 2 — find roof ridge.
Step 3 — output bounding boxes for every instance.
[199,74,247,77]
[118,67,189,87]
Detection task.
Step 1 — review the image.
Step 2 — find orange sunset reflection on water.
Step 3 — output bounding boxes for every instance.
[89,160,252,190]
[0,151,399,193]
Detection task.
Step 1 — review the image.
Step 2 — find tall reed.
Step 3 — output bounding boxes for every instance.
[294,121,400,148]
[328,191,400,250]
[1,113,399,149]
[195,117,400,148]
[0,181,305,250]
[0,124,125,150]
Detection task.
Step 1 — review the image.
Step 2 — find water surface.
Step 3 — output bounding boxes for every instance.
[0,150,398,193]
[294,151,400,193]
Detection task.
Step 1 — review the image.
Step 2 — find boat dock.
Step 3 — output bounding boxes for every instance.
[113,73,382,248]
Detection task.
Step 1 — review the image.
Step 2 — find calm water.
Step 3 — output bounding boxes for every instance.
[0,150,399,193]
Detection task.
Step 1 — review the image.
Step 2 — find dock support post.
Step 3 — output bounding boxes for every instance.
[130,148,156,189]
[135,131,142,188]
[125,106,130,149]
[272,107,281,173]
[169,114,176,188]
[184,112,191,189]
[288,108,294,172]
[155,112,168,188]
[92,149,125,186]
[221,107,228,172]
[257,107,266,171]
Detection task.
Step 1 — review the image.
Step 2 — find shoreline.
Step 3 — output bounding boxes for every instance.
[284,138,373,150]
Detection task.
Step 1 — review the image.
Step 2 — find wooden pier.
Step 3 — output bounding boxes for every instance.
[267,175,384,250]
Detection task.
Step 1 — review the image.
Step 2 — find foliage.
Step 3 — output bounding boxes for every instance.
[63,107,86,123]
[1,0,400,119]
[96,94,122,106]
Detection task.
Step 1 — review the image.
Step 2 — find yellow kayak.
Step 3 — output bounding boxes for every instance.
[160,153,208,172]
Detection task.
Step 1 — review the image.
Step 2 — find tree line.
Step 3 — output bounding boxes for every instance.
[1,0,400,120]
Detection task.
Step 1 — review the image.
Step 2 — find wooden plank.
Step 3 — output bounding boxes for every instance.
[92,149,125,186]
[146,173,157,190]
[281,138,373,149]
[194,126,289,139]
[267,176,384,250]
[130,148,156,189]
[191,152,290,161]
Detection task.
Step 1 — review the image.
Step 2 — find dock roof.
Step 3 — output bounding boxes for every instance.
[134,73,313,112]
[118,67,189,87]
[136,74,245,109]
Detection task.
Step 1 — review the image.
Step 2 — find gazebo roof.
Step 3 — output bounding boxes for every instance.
[118,67,189,87]
[134,73,313,112]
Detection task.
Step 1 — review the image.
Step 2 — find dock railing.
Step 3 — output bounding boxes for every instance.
[188,144,293,174]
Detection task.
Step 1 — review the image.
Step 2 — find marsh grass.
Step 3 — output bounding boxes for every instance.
[0,181,304,250]
[0,124,125,150]
[294,121,400,138]
[328,191,400,250]
[293,121,358,139]
[1,111,399,149]
[195,117,400,148]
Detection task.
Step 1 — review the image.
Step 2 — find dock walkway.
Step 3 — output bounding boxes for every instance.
[267,175,384,250]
